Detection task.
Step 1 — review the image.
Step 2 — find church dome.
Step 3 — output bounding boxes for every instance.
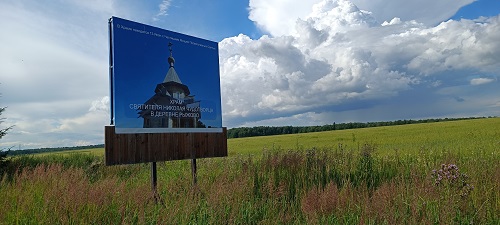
[168,55,175,67]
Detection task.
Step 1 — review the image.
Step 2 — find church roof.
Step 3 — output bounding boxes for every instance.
[163,66,182,84]
[162,42,183,84]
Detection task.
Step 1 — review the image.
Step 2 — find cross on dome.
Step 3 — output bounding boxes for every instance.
[163,42,182,84]
[168,42,175,67]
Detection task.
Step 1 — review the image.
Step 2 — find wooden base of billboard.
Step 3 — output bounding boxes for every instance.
[104,126,227,165]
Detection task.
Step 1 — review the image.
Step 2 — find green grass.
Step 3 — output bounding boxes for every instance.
[33,147,105,157]
[228,117,499,156]
[1,117,499,224]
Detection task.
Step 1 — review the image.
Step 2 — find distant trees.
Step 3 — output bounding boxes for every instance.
[227,117,489,139]
[7,144,105,156]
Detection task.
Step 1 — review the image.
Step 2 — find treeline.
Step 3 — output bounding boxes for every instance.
[8,144,104,156]
[227,117,492,139]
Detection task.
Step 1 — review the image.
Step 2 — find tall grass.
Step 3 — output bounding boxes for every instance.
[1,145,498,224]
[1,118,499,224]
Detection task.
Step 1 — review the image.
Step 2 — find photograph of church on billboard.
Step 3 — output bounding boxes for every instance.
[109,17,222,133]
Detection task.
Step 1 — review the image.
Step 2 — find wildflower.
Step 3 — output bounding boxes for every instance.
[431,163,473,198]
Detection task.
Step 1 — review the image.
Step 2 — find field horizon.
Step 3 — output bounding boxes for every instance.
[11,117,499,157]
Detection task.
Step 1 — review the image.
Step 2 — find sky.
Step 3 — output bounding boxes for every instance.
[0,0,499,150]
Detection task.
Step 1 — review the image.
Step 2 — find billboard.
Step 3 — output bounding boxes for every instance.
[109,17,222,134]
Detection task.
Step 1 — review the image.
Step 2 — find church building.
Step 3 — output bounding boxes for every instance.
[138,43,201,128]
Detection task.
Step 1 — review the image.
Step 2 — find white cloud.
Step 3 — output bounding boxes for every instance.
[470,78,495,85]
[404,18,500,75]
[248,0,476,37]
[382,17,402,26]
[89,96,110,113]
[220,0,500,128]
[154,0,172,21]
[306,0,378,32]
[1,100,109,149]
[56,110,108,133]
[248,0,316,37]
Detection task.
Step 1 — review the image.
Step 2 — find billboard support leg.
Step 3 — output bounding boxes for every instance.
[191,157,197,186]
[151,161,160,204]
[151,161,157,191]
[191,139,197,187]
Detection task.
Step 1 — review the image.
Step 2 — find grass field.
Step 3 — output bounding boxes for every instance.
[1,118,499,224]
[227,118,499,156]
[33,148,105,157]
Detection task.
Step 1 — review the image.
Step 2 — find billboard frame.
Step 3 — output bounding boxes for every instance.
[105,17,227,166]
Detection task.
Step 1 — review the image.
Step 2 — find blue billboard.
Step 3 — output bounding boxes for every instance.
[109,17,222,133]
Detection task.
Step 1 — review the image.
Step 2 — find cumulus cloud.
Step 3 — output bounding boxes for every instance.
[382,17,402,26]
[248,0,315,37]
[221,0,500,128]
[248,0,475,37]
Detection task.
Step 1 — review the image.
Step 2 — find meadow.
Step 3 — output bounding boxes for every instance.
[1,118,499,224]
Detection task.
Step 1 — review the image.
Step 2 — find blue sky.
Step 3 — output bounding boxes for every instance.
[452,0,500,20]
[111,0,263,41]
[0,0,499,149]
